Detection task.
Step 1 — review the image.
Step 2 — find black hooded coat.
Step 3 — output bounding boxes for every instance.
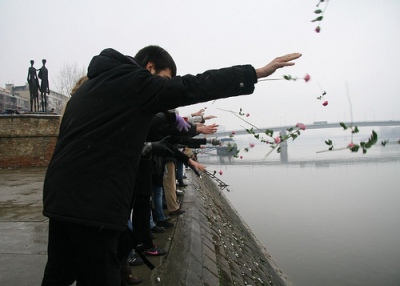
[43,48,257,231]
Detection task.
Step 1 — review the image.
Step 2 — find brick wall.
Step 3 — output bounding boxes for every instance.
[0,115,60,168]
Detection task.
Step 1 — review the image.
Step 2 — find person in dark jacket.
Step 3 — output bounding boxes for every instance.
[41,45,301,285]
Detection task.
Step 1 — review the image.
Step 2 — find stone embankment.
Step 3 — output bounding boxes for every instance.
[157,170,291,285]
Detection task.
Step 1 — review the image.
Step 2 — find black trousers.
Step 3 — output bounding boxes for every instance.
[41,219,122,286]
[131,194,153,249]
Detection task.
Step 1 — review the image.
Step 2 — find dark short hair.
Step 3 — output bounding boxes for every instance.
[135,45,177,77]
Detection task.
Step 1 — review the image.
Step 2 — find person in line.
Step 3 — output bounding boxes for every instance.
[163,117,219,215]
[41,45,301,285]
[176,108,217,188]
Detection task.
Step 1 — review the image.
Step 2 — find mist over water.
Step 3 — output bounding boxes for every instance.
[198,129,400,286]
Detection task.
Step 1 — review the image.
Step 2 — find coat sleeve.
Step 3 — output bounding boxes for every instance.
[142,65,257,113]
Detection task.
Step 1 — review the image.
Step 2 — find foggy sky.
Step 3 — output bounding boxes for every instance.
[1,0,399,130]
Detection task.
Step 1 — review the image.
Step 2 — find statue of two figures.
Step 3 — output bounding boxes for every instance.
[27,59,49,112]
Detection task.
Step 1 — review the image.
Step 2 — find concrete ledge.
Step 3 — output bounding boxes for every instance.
[151,170,290,285]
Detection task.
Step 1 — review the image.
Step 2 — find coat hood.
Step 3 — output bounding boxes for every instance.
[87,48,138,79]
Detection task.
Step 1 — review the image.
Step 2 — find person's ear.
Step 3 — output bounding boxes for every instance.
[145,62,156,74]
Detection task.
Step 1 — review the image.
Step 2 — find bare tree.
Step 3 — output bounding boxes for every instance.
[53,63,86,97]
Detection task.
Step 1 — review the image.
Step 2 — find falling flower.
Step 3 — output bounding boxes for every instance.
[322,100,328,106]
[321,124,377,154]
[219,170,223,175]
[296,123,306,131]
[246,113,250,117]
[311,0,329,33]
[249,143,255,148]
[283,74,311,82]
[274,137,281,144]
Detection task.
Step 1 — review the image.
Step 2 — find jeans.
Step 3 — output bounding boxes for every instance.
[152,184,167,222]
[176,161,184,182]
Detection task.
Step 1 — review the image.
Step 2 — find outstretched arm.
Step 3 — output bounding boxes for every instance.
[255,53,302,79]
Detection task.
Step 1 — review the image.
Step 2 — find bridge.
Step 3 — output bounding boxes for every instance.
[214,120,400,137]
[208,120,400,163]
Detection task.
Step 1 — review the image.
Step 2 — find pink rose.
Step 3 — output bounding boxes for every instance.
[274,136,281,144]
[246,113,250,117]
[315,26,321,33]
[240,156,243,159]
[249,143,255,148]
[304,74,311,82]
[219,170,223,175]
[347,143,354,148]
[231,131,236,135]
[296,123,306,130]
[322,101,328,106]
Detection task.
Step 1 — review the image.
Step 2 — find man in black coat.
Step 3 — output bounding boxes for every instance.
[41,45,301,285]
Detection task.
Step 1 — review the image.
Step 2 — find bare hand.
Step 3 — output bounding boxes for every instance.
[204,115,217,120]
[191,109,205,117]
[188,159,206,172]
[196,123,219,134]
[256,53,302,79]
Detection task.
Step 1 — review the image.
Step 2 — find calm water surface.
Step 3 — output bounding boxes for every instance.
[199,130,400,286]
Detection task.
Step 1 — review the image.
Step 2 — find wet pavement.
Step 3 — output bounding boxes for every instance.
[0,168,48,285]
[0,167,179,286]
[0,167,289,286]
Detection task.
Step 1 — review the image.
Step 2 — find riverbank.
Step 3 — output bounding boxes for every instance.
[0,167,289,285]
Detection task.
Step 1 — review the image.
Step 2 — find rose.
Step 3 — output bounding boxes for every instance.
[219,170,223,175]
[219,108,306,159]
[296,122,306,130]
[317,91,328,107]
[322,123,378,154]
[283,74,311,82]
[311,0,329,33]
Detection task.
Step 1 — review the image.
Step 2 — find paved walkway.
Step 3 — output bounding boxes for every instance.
[0,167,289,286]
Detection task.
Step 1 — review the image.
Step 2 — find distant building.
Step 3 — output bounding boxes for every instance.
[0,83,69,114]
[0,84,29,112]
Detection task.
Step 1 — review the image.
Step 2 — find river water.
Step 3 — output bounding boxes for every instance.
[198,128,400,286]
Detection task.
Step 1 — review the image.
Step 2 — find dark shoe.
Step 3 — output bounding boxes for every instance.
[157,219,174,228]
[121,264,143,285]
[177,181,187,187]
[151,226,165,233]
[124,273,143,285]
[169,209,185,215]
[145,246,167,256]
[128,254,144,267]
